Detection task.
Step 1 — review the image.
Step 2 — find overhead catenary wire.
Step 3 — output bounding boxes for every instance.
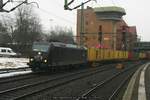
[1,1,75,25]
[65,0,96,10]
[34,7,75,25]
[31,0,75,25]
[0,4,76,31]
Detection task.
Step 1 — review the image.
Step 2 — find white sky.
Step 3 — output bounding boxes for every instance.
[1,0,150,41]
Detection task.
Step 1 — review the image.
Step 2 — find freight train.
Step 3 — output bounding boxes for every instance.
[28,42,147,72]
[28,42,87,72]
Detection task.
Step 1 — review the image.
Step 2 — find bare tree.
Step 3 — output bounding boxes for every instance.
[47,26,75,44]
[13,5,42,44]
[0,20,11,44]
[0,15,16,43]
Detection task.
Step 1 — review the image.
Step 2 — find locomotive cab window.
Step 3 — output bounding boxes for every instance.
[32,42,49,52]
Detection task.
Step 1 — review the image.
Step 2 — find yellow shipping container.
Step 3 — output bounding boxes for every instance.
[108,50,111,60]
[114,50,118,59]
[104,49,109,60]
[120,51,124,59]
[118,51,121,59]
[88,48,130,62]
[109,50,113,60]
[100,49,104,60]
[123,51,126,59]
[125,51,128,59]
[88,48,96,61]
[112,50,115,59]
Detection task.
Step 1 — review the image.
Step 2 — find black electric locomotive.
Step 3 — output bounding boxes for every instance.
[28,42,87,72]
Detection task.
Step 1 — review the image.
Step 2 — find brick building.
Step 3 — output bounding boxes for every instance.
[76,6,137,50]
[116,21,137,50]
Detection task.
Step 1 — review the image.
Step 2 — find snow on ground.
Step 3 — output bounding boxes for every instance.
[0,57,29,69]
[0,71,32,78]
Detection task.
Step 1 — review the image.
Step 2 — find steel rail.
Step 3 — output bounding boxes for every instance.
[0,64,113,84]
[108,69,136,100]
[0,64,115,99]
[76,63,143,100]
[0,72,37,84]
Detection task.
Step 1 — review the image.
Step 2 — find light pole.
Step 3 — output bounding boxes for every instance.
[64,0,97,46]
[122,25,128,50]
[80,2,84,46]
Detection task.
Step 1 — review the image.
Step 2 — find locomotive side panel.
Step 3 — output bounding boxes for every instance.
[50,46,87,67]
[29,42,87,72]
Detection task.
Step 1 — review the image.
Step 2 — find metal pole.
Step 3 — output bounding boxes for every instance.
[122,26,126,50]
[123,32,126,50]
[80,2,84,46]
[64,0,68,10]
[112,21,116,50]
[98,26,102,44]
[0,0,3,8]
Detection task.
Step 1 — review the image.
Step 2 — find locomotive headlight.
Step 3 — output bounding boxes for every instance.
[30,58,33,62]
[44,59,47,63]
[38,52,41,55]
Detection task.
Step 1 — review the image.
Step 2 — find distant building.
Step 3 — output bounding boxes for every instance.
[127,26,137,50]
[134,42,150,52]
[116,21,137,50]
[76,6,138,50]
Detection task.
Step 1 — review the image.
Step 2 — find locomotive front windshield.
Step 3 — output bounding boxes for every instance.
[32,43,49,52]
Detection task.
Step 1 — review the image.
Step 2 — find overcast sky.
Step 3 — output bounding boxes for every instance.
[1,0,150,41]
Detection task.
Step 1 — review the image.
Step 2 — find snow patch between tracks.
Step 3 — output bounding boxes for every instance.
[0,58,29,69]
[0,71,32,78]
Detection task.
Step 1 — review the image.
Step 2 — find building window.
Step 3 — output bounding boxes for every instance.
[99,25,102,32]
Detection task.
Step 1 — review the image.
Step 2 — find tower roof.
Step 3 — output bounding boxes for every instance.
[93,6,126,21]
[94,6,126,14]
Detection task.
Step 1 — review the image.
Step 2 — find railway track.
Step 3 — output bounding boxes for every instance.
[0,73,38,87]
[108,71,134,100]
[0,64,116,100]
[0,63,113,85]
[0,61,143,100]
[76,62,143,100]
